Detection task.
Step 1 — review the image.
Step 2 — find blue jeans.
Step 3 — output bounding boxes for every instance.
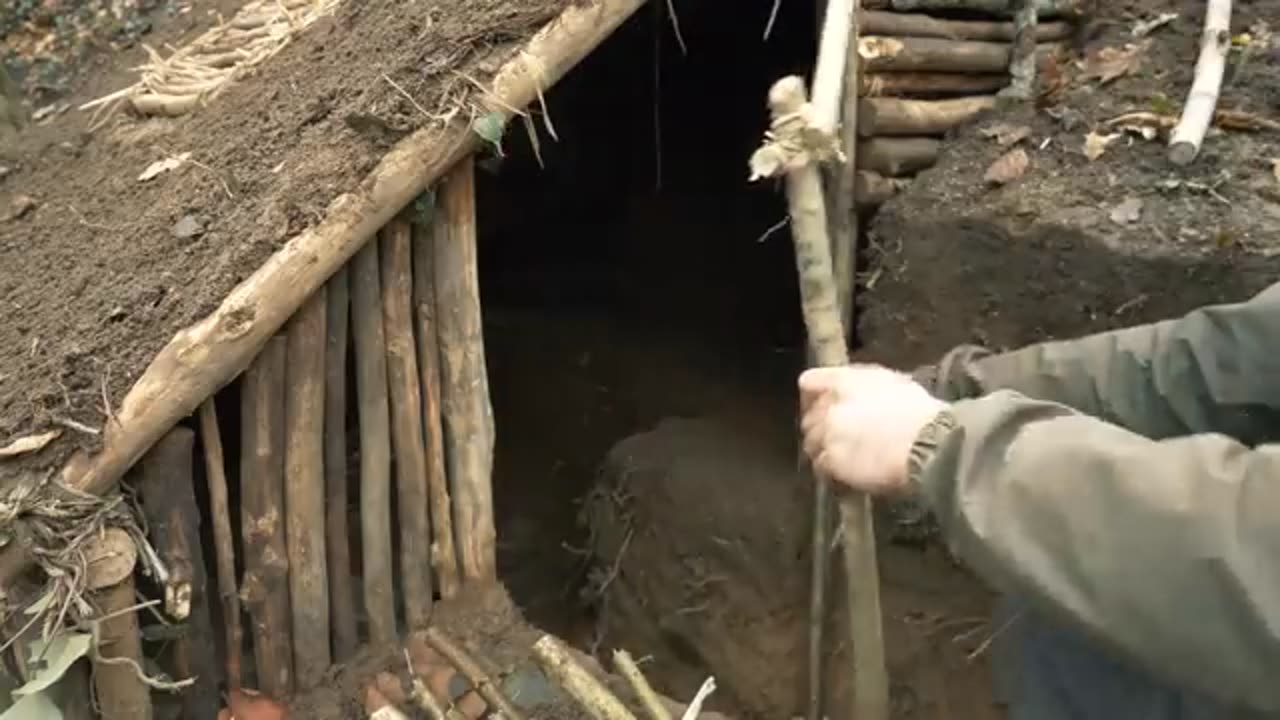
[990,598,1251,720]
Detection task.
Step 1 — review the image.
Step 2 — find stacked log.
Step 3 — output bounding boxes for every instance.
[852,7,1081,208]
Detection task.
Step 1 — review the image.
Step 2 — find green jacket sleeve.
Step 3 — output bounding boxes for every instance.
[926,282,1280,444]
[910,395,1280,712]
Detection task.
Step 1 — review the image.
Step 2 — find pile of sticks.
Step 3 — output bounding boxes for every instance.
[198,157,496,703]
[852,3,1083,207]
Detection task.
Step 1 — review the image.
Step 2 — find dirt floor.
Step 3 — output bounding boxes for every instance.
[0,0,572,483]
[861,0,1280,367]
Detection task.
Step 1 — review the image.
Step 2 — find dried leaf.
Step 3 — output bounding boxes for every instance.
[471,111,508,155]
[13,633,93,697]
[983,148,1029,185]
[0,689,63,720]
[1272,158,1280,184]
[980,123,1032,147]
[1110,197,1144,225]
[138,152,191,181]
[1080,43,1147,85]
[1084,131,1121,161]
[0,430,61,459]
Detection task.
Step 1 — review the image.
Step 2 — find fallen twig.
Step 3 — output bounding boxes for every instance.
[423,627,527,720]
[612,650,671,720]
[532,634,636,720]
[679,677,716,720]
[1169,0,1233,165]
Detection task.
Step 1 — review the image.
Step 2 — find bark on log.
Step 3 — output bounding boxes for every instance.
[858,10,1070,41]
[89,531,150,720]
[855,170,912,206]
[353,240,398,645]
[285,289,331,687]
[198,400,242,691]
[240,336,294,699]
[0,0,648,588]
[863,0,1085,18]
[858,95,996,136]
[435,158,497,584]
[380,217,435,628]
[860,71,1008,97]
[138,428,219,720]
[323,267,359,661]
[856,137,941,176]
[858,36,1058,74]
[412,218,461,600]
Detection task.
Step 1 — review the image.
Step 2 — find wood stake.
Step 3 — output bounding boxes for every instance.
[1002,0,1039,100]
[0,0,650,590]
[89,530,150,720]
[753,75,890,720]
[1169,0,1232,165]
[858,10,1071,42]
[859,36,1059,74]
[435,158,497,584]
[857,136,942,175]
[381,217,435,628]
[324,266,359,661]
[860,71,1008,97]
[353,240,398,645]
[413,214,461,600]
[285,289,332,687]
[138,427,219,720]
[240,336,294,699]
[859,95,996,136]
[198,400,242,691]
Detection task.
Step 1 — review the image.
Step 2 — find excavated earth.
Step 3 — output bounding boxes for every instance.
[861,0,1280,367]
[0,0,572,484]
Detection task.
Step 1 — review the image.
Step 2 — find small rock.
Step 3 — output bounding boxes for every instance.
[1110,196,1144,225]
[172,215,204,239]
[8,194,37,220]
[0,164,11,182]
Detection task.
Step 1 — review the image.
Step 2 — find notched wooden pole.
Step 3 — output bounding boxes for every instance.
[324,266,359,660]
[87,528,151,720]
[199,400,243,691]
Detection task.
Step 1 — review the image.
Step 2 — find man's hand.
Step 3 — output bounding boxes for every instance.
[799,364,948,496]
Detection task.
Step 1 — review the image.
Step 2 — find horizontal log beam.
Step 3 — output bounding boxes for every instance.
[859,95,996,136]
[856,137,941,176]
[859,10,1072,42]
[859,36,1059,74]
[863,0,1086,19]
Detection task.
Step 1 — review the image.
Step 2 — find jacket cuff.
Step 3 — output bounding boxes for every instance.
[906,407,959,492]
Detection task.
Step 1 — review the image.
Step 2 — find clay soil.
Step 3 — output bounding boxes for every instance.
[0,0,572,483]
[862,0,1280,366]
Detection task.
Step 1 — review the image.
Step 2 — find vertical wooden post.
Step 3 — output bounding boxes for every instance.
[324,266,359,660]
[381,217,435,627]
[198,400,243,692]
[138,427,219,720]
[412,211,461,600]
[434,158,497,584]
[352,240,398,643]
[240,336,294,699]
[285,289,332,687]
[88,528,150,720]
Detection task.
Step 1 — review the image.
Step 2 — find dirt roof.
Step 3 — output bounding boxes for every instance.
[0,0,572,480]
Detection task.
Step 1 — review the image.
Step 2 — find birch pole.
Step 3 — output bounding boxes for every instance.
[1169,0,1232,165]
[751,47,889,720]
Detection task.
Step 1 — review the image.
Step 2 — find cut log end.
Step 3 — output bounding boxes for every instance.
[1168,141,1198,166]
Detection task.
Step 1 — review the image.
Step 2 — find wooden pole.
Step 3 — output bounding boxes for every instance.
[88,528,150,720]
[752,75,890,720]
[353,240,398,644]
[860,71,1008,97]
[0,0,648,589]
[138,427,219,720]
[413,214,461,600]
[858,10,1071,42]
[856,137,941,175]
[860,36,1059,73]
[198,400,242,691]
[240,336,294,699]
[1169,0,1232,165]
[858,95,996,136]
[1002,0,1039,99]
[435,158,497,584]
[324,266,359,660]
[285,289,331,687]
[381,217,435,627]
